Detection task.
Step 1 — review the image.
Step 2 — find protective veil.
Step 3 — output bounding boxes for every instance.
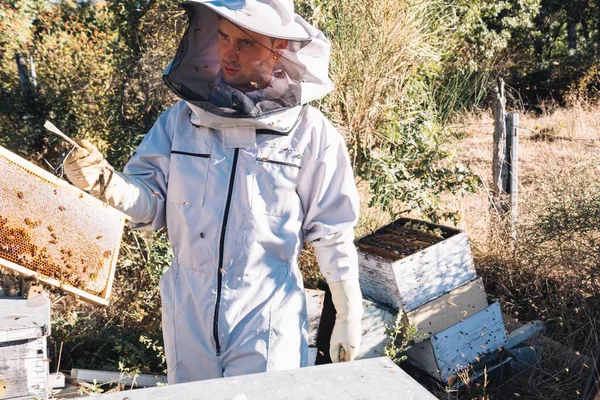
[105,0,360,383]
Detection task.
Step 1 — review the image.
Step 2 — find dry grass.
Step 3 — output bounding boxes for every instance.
[438,101,600,399]
[448,100,600,241]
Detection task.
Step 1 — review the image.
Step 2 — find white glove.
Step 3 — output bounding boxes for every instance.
[329,279,363,362]
[64,140,129,207]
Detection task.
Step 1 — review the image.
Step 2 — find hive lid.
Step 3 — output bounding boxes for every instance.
[0,295,50,342]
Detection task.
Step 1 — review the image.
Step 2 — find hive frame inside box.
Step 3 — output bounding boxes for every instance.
[0,145,127,306]
[356,217,477,312]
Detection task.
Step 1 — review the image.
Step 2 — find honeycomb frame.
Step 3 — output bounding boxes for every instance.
[0,144,127,306]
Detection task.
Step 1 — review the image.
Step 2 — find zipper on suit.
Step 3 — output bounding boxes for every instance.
[256,157,301,169]
[213,147,239,356]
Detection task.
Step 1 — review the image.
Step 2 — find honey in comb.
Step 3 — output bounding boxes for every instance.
[0,144,126,305]
[0,216,105,293]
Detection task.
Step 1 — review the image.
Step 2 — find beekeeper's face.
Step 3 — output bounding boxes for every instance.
[217,18,288,90]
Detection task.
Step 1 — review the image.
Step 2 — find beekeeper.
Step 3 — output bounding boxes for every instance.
[64,0,363,384]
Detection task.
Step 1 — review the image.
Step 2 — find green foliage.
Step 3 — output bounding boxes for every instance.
[297,0,480,221]
[365,114,479,222]
[383,312,426,364]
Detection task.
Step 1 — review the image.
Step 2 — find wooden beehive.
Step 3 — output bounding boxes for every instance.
[356,217,478,312]
[355,217,506,382]
[404,277,488,340]
[307,289,395,366]
[406,301,507,382]
[0,295,51,400]
[73,357,438,400]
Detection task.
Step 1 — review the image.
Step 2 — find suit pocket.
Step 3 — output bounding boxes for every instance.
[251,145,301,218]
[167,139,213,207]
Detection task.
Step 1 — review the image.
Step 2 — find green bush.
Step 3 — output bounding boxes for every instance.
[297,0,480,221]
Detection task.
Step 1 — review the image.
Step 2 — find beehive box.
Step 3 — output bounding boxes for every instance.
[0,295,51,400]
[404,277,488,341]
[0,145,127,306]
[406,301,507,382]
[356,217,477,312]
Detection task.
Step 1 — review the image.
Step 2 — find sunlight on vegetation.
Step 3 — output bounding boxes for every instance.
[1,0,599,398]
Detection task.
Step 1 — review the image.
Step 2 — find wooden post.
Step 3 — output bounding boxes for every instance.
[492,78,507,208]
[15,52,32,95]
[28,54,37,88]
[506,113,519,246]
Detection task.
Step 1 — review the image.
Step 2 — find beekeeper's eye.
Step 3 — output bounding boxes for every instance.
[238,40,254,49]
[217,30,230,42]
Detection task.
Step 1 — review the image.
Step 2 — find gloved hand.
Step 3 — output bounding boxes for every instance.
[64,140,129,207]
[329,279,363,362]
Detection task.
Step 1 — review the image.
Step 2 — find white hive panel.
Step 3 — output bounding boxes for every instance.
[357,218,476,312]
[406,301,507,382]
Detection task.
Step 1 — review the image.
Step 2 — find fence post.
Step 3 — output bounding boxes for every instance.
[28,55,37,89]
[492,78,507,210]
[506,113,519,247]
[15,52,32,95]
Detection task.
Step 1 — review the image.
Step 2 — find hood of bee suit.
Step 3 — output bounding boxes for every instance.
[163,0,334,133]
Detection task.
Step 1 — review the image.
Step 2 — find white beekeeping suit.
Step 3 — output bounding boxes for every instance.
[65,0,363,384]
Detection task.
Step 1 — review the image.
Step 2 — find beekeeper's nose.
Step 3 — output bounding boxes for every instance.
[222,43,240,62]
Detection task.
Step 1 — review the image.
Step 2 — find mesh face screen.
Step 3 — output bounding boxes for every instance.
[0,146,126,302]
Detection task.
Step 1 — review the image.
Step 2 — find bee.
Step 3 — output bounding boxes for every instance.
[51,233,58,239]
[103,250,112,259]
[49,239,58,245]
[58,206,65,211]
[96,235,103,240]
[47,225,54,232]
[16,191,24,199]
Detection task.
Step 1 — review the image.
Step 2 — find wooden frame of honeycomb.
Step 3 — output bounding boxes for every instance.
[0,145,127,306]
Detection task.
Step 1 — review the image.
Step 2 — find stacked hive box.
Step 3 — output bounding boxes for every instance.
[0,294,51,399]
[356,218,507,383]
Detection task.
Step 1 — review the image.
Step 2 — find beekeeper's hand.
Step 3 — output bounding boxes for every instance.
[64,140,114,196]
[329,279,363,362]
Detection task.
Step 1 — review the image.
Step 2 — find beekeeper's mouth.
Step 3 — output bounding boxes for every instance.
[222,64,240,76]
